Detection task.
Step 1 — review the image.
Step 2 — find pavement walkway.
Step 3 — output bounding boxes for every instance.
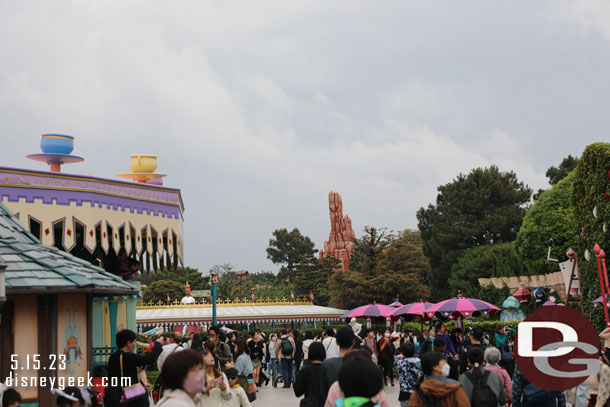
[255,382,401,407]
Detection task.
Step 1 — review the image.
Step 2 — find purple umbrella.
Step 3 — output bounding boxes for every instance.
[392,301,435,317]
[593,295,610,308]
[425,297,500,320]
[542,300,558,306]
[389,297,403,308]
[341,302,395,319]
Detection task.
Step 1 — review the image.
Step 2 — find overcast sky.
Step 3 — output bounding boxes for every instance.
[1,1,610,274]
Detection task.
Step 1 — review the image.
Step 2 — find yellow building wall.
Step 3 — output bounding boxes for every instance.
[117,297,127,331]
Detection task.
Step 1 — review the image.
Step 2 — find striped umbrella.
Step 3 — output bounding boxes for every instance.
[392,300,435,317]
[593,295,610,308]
[341,302,395,319]
[425,297,500,320]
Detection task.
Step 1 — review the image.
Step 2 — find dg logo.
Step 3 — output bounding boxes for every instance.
[514,306,601,391]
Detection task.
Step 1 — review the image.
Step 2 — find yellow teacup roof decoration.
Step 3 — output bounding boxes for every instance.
[118,154,167,184]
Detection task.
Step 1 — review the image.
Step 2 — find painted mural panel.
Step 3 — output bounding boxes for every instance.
[56,294,87,381]
[12,296,38,400]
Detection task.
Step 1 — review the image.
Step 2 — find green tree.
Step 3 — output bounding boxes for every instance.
[533,155,579,200]
[143,280,184,304]
[266,228,317,279]
[132,266,210,291]
[514,171,577,275]
[546,155,578,186]
[294,256,341,306]
[449,243,524,298]
[417,166,532,299]
[349,226,393,276]
[330,228,431,308]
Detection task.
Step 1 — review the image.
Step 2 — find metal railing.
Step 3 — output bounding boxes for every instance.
[92,347,116,367]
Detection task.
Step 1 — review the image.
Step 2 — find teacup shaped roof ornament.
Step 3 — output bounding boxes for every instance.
[117,154,166,184]
[26,134,84,172]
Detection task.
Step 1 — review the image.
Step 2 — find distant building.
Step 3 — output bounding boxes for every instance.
[236,269,249,281]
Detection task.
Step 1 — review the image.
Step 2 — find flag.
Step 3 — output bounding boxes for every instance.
[251,293,256,302]
[290,291,295,301]
[309,291,315,301]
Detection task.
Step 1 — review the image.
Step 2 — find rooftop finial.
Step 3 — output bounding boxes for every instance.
[26,134,84,172]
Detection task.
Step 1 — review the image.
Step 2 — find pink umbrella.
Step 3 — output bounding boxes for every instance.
[542,300,558,306]
[341,302,395,319]
[392,300,435,317]
[425,297,500,320]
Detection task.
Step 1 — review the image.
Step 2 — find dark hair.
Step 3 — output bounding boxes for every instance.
[201,347,222,378]
[3,389,21,407]
[249,330,257,337]
[364,328,374,336]
[400,342,415,358]
[204,340,215,354]
[308,342,327,362]
[293,330,300,338]
[338,356,383,398]
[208,326,220,335]
[236,338,250,356]
[116,329,137,348]
[345,349,373,361]
[192,333,202,344]
[467,346,485,378]
[281,329,287,335]
[161,349,203,390]
[225,367,238,379]
[433,338,445,350]
[304,331,314,340]
[219,332,227,342]
[471,327,483,341]
[325,328,335,337]
[420,352,444,376]
[172,332,183,344]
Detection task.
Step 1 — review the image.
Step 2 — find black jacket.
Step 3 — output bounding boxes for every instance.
[248,339,264,361]
[294,363,324,407]
[105,342,162,407]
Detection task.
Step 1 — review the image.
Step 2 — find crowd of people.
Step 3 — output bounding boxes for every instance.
[1,323,609,407]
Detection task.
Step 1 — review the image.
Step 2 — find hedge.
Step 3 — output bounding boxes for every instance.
[573,143,610,330]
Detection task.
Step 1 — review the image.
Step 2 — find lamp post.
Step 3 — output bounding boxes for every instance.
[0,257,7,324]
[210,270,218,326]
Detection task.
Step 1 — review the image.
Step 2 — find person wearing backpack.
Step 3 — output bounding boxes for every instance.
[408,351,470,407]
[511,365,566,407]
[275,329,296,388]
[459,346,506,407]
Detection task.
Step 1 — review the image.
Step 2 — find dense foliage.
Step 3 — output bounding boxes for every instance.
[142,280,185,304]
[330,228,431,308]
[266,228,317,280]
[514,171,577,275]
[573,143,610,329]
[449,243,524,297]
[417,166,532,299]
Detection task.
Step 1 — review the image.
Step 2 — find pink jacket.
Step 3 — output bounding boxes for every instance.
[325,381,390,407]
[485,364,512,403]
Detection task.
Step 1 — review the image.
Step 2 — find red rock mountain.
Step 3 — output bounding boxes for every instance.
[319,191,355,271]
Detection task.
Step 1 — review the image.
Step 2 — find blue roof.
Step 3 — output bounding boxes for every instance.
[0,202,138,294]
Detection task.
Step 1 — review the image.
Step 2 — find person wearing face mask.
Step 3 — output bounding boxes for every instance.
[378,329,396,387]
[408,352,470,407]
[156,349,208,407]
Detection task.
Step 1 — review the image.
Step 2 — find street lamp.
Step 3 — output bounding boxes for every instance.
[210,270,218,326]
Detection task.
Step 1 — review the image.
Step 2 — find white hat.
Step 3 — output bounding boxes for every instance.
[349,317,362,336]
